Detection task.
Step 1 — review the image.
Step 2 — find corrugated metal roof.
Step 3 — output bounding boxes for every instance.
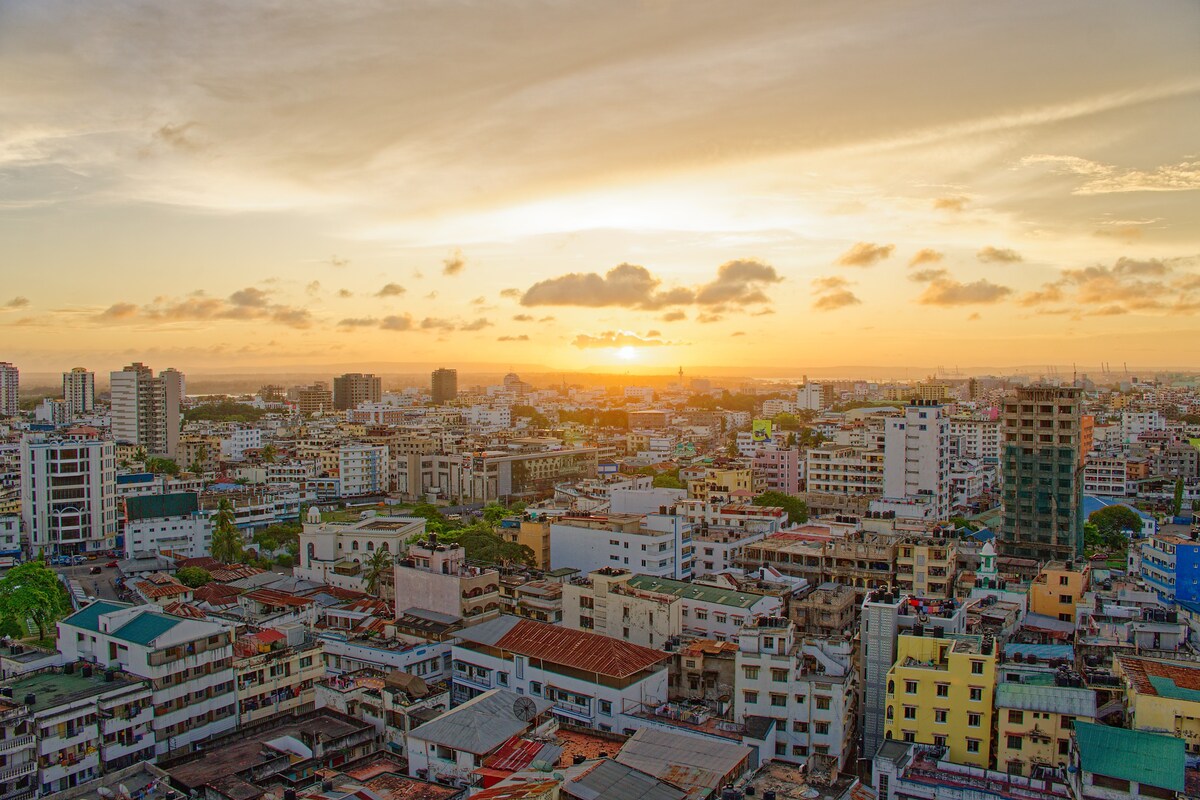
[564,759,687,800]
[459,616,670,678]
[62,600,131,632]
[615,727,751,791]
[125,492,199,521]
[112,612,181,645]
[1002,643,1074,660]
[995,683,1096,717]
[626,575,767,610]
[1073,721,1184,791]
[408,689,551,755]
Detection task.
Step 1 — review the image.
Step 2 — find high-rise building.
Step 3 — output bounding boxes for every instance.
[21,430,118,556]
[62,367,95,418]
[296,382,334,415]
[109,362,183,459]
[1000,386,1084,562]
[332,372,381,411]
[0,362,18,417]
[431,367,458,405]
[878,400,952,521]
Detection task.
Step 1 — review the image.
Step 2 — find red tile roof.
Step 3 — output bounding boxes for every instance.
[136,580,192,598]
[162,601,208,619]
[242,588,314,607]
[494,619,669,678]
[1120,656,1200,696]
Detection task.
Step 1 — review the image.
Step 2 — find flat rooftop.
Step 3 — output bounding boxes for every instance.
[2,668,141,713]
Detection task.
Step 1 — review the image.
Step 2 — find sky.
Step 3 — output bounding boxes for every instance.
[2,0,1199,377]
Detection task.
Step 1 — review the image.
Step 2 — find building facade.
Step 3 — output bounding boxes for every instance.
[21,432,117,556]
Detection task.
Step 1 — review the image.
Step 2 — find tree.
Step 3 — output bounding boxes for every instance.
[275,553,294,568]
[1088,505,1142,551]
[362,548,394,595]
[482,503,510,526]
[753,491,808,525]
[260,444,278,464]
[772,412,800,431]
[1174,478,1185,517]
[209,499,244,563]
[176,567,212,588]
[652,474,684,489]
[0,561,69,640]
[145,457,181,476]
[452,524,535,566]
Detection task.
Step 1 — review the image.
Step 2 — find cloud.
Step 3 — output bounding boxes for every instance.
[498,334,529,342]
[460,317,492,331]
[337,317,377,328]
[420,317,455,331]
[3,297,30,310]
[811,275,860,310]
[513,314,534,322]
[837,242,894,268]
[499,288,521,298]
[693,259,782,305]
[327,256,350,269]
[919,278,1012,305]
[731,331,746,337]
[697,312,723,323]
[380,314,414,330]
[376,282,406,297]
[539,315,555,322]
[443,249,465,276]
[662,310,686,322]
[271,308,312,328]
[909,268,948,282]
[521,259,780,311]
[1018,283,1065,307]
[571,330,673,349]
[1111,256,1170,276]
[908,248,944,267]
[337,288,353,298]
[95,288,311,328]
[470,296,486,306]
[977,246,1023,264]
[96,302,139,320]
[148,122,202,153]
[1021,155,1200,194]
[932,196,969,212]
[229,287,270,307]
[305,280,321,296]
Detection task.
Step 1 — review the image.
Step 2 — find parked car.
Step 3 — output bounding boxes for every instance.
[70,555,87,565]
[88,566,102,575]
[51,556,70,566]
[105,561,119,568]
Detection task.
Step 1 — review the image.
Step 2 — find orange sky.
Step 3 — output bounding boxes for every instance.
[1,1,1198,375]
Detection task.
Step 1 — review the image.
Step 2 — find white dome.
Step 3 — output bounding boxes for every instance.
[306,505,322,524]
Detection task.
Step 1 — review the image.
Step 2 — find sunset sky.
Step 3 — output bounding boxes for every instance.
[2,1,1199,376]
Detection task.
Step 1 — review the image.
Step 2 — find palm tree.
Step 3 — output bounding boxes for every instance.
[209,498,243,563]
[362,548,394,596]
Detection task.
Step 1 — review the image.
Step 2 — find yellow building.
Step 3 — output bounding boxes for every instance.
[688,467,756,501]
[504,518,551,568]
[894,538,958,599]
[994,682,1097,776]
[1028,561,1089,622]
[234,629,325,727]
[1116,656,1200,754]
[884,633,997,768]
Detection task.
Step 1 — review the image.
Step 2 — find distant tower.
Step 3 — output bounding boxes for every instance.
[678,366,684,383]
[431,368,458,405]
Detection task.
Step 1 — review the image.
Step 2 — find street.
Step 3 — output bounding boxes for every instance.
[56,562,122,602]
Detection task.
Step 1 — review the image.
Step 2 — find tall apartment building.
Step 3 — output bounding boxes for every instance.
[21,432,118,556]
[0,362,17,416]
[109,363,183,459]
[62,367,96,418]
[797,379,834,412]
[295,381,334,415]
[878,401,951,521]
[332,372,382,411]
[1000,386,1084,563]
[57,601,238,757]
[431,368,458,405]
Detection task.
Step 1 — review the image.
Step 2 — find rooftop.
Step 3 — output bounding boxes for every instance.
[995,683,1097,717]
[1119,656,1200,702]
[626,575,767,610]
[1074,721,1184,791]
[407,688,550,755]
[1,667,142,713]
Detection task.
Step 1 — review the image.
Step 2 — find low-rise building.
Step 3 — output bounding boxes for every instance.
[993,682,1096,777]
[233,625,324,727]
[395,534,501,623]
[123,492,212,558]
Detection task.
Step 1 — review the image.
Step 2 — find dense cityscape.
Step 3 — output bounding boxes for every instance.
[0,364,1197,799]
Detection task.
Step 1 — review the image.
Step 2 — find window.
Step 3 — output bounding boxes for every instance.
[792,744,808,756]
[903,706,917,720]
[935,683,949,697]
[966,739,980,754]
[771,668,788,682]
[969,687,983,702]
[770,694,787,707]
[1059,575,1070,586]
[815,721,829,735]
[743,690,759,704]
[1059,594,1073,604]
[968,712,981,727]
[904,680,918,694]
[903,731,916,743]
[530,682,542,696]
[815,695,831,710]
[932,735,947,748]
[497,673,509,686]
[1008,709,1024,723]
[775,742,787,756]
[970,661,984,675]
[934,709,947,724]
[743,666,760,680]
[794,694,806,704]
[598,700,612,716]
[696,609,708,621]
[1058,739,1069,756]
[1061,715,1075,730]
[1007,735,1023,750]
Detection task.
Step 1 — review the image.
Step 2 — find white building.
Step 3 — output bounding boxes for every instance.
[0,362,17,417]
[463,405,512,431]
[549,512,694,579]
[34,398,70,426]
[57,600,238,756]
[62,368,95,419]
[451,615,670,733]
[806,444,884,496]
[21,432,117,557]
[296,508,425,592]
[220,427,263,461]
[337,443,389,497]
[879,401,951,522]
[109,363,183,459]
[734,617,856,770]
[1121,410,1165,445]
[1084,455,1130,497]
[949,417,1001,464]
[123,492,212,558]
[624,386,656,403]
[0,515,21,558]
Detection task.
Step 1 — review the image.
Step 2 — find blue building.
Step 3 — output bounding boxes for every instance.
[1140,533,1200,604]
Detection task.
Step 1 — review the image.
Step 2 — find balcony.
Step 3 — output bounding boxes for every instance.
[0,735,34,754]
[0,762,35,782]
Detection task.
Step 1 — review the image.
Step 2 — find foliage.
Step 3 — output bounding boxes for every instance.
[652,474,684,489]
[144,457,181,476]
[0,561,70,640]
[1088,505,1142,551]
[260,444,278,464]
[684,392,763,413]
[796,427,825,448]
[184,401,269,423]
[253,521,301,553]
[176,567,212,588]
[362,548,393,595]
[513,405,551,427]
[557,408,629,428]
[753,491,808,525]
[0,615,23,639]
[771,412,800,431]
[445,523,535,566]
[1174,478,1185,517]
[209,498,245,563]
[274,553,294,568]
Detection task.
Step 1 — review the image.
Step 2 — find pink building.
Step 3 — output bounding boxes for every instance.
[752,447,801,495]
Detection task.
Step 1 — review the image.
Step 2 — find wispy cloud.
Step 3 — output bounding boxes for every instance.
[376,283,405,297]
[919,278,1012,306]
[1022,155,1200,194]
[521,260,780,311]
[837,242,894,268]
[908,249,944,268]
[572,330,676,349]
[977,246,1022,264]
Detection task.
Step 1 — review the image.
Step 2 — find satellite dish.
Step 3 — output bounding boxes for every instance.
[513,696,538,722]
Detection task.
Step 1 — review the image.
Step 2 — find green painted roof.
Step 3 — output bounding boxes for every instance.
[626,575,768,610]
[125,492,199,521]
[1148,674,1200,703]
[3,669,138,712]
[62,600,131,633]
[1073,722,1184,791]
[112,613,181,645]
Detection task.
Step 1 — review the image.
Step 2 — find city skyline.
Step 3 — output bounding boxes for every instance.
[2,1,1199,373]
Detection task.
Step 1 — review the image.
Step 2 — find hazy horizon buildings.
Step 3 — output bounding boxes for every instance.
[110,362,184,459]
[0,362,18,417]
[333,372,382,411]
[62,367,95,419]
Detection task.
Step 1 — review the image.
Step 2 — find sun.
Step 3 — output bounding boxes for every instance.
[616,345,637,361]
